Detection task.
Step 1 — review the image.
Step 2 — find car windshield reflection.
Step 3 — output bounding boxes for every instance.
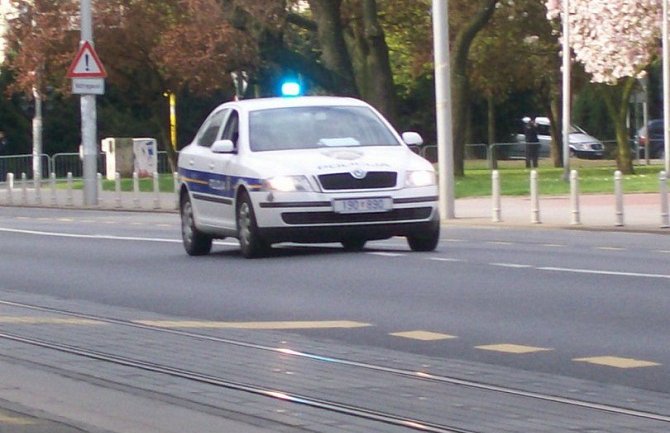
[249,106,401,151]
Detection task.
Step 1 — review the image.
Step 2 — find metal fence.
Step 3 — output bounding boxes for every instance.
[0,151,174,182]
[419,139,646,167]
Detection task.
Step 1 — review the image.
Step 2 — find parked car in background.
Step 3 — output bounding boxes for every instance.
[635,119,665,159]
[512,117,604,159]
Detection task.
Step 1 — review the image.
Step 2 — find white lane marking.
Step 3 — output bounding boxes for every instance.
[428,257,464,263]
[0,226,180,243]
[366,252,406,257]
[0,226,244,246]
[538,266,670,280]
[490,263,533,269]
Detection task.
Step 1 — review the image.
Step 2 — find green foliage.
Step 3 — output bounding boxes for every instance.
[456,161,664,198]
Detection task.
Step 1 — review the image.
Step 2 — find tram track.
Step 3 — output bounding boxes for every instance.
[1,299,669,433]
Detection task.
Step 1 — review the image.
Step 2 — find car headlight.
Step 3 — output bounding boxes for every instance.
[263,175,314,192]
[405,170,436,188]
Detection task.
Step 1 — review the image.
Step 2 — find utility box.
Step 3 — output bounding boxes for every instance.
[132,138,157,178]
[101,137,133,180]
[101,137,157,180]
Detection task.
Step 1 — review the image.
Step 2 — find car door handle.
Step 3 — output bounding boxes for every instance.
[209,163,215,170]
[188,159,195,166]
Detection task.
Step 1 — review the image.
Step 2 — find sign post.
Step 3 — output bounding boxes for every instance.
[67,0,106,205]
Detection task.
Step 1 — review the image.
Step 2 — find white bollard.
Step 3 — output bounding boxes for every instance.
[49,172,57,206]
[34,173,42,205]
[66,172,74,207]
[6,173,13,205]
[133,171,141,209]
[153,171,161,209]
[97,173,103,206]
[570,170,581,225]
[115,172,122,208]
[173,172,180,210]
[614,170,624,226]
[21,172,27,205]
[530,170,541,224]
[660,171,669,228]
[492,170,501,222]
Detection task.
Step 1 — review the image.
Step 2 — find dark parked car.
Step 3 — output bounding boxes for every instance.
[636,119,665,159]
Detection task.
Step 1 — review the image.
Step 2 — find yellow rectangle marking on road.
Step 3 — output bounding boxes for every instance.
[0,316,102,325]
[476,344,552,354]
[134,320,371,330]
[0,414,35,425]
[573,356,661,369]
[390,330,457,341]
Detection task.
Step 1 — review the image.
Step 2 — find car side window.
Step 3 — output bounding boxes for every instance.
[195,109,229,148]
[221,110,240,149]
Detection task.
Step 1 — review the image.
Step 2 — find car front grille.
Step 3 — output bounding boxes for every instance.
[281,207,433,225]
[318,171,397,190]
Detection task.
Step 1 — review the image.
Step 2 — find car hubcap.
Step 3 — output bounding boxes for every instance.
[182,202,193,246]
[239,202,251,247]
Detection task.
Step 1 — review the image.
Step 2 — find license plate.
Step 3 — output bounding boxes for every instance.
[333,197,392,214]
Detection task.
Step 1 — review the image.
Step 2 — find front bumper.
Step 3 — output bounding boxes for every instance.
[251,188,439,243]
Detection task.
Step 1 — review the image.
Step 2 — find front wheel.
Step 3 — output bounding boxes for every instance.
[237,193,269,258]
[180,194,212,256]
[406,224,440,252]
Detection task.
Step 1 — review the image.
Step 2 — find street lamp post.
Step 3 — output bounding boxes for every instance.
[562,0,571,181]
[79,0,98,205]
[432,0,455,220]
[663,0,670,172]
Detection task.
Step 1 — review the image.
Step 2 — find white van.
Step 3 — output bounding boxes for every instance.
[513,117,604,159]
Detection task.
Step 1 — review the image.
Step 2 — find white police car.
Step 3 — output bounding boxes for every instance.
[177,96,439,258]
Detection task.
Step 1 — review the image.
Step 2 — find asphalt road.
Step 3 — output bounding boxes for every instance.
[0,206,668,393]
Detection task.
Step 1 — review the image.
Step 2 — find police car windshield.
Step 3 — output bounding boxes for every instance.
[249,106,401,151]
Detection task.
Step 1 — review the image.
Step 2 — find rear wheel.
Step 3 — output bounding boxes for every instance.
[180,194,212,256]
[407,224,440,252]
[237,193,269,258]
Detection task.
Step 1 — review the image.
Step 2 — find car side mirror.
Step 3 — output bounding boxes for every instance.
[211,139,235,154]
[402,131,423,147]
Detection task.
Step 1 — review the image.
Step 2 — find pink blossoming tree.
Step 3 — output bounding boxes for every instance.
[545,0,662,173]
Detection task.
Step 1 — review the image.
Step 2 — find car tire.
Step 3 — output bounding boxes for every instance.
[406,224,440,252]
[180,194,212,256]
[341,238,367,251]
[237,192,269,258]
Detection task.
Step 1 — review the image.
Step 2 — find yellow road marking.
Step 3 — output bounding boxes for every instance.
[476,344,552,354]
[0,414,36,425]
[390,330,457,341]
[573,356,661,369]
[0,316,102,325]
[134,320,371,330]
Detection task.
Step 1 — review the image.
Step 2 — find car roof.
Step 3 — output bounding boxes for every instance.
[219,96,370,112]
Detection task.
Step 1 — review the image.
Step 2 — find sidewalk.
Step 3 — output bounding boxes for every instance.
[453,192,669,233]
[0,185,668,233]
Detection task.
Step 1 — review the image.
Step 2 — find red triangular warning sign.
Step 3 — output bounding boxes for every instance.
[66,41,107,78]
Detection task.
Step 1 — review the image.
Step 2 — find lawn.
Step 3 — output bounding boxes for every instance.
[455,159,667,198]
[71,159,666,199]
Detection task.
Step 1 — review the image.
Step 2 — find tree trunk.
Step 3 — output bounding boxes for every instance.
[451,0,500,176]
[308,0,358,95]
[601,78,636,174]
[359,0,398,123]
